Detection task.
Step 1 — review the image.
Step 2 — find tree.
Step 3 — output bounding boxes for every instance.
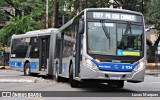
[0,0,54,28]
[0,0,55,45]
[86,0,110,8]
[113,0,150,13]
[0,0,46,18]
[56,0,111,22]
[144,0,160,58]
[0,15,36,46]
[146,0,160,46]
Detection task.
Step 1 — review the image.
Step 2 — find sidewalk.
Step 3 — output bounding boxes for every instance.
[0,66,10,70]
[145,70,160,76]
[0,69,36,83]
[0,69,53,83]
[146,63,160,69]
[145,63,160,75]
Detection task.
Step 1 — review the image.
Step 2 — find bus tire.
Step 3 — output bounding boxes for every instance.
[116,81,124,88]
[55,65,62,82]
[69,64,78,88]
[24,63,30,76]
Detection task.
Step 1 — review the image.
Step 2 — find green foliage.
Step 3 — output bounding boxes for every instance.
[0,0,47,17]
[146,0,160,31]
[0,0,54,26]
[0,0,54,45]
[57,0,111,19]
[145,0,160,46]
[113,0,149,13]
[0,12,7,24]
[86,0,110,8]
[57,0,147,19]
[0,15,36,45]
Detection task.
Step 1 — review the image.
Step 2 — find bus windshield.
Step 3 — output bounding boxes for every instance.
[87,21,143,56]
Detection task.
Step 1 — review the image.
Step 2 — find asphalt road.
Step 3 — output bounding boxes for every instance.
[0,69,160,100]
[0,75,160,91]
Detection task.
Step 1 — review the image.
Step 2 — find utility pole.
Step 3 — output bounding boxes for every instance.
[141,0,144,14]
[46,0,48,28]
[85,0,87,8]
[79,0,82,12]
[100,0,102,7]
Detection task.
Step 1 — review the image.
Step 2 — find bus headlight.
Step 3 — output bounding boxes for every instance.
[85,58,97,69]
[134,61,145,71]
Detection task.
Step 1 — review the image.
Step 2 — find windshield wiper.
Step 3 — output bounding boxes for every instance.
[100,20,111,48]
[124,22,131,36]
[101,20,110,39]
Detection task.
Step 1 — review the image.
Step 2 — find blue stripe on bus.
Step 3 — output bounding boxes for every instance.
[62,63,66,73]
[10,61,37,69]
[30,62,37,69]
[92,59,139,72]
[53,63,66,73]
[10,61,23,68]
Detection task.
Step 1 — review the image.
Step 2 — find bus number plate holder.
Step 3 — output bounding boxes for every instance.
[110,76,121,80]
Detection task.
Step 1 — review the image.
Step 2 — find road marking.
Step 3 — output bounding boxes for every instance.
[150,82,160,84]
[0,79,35,83]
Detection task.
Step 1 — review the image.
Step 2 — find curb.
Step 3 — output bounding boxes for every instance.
[145,70,160,76]
[145,72,160,75]
[0,67,11,70]
[0,66,10,70]
[0,79,36,83]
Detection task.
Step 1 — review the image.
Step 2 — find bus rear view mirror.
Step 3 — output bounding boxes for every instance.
[78,19,84,34]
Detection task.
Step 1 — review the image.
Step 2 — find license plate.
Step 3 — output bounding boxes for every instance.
[110,76,121,80]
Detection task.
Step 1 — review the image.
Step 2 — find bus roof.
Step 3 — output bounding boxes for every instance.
[12,28,58,39]
[59,8,143,32]
[26,28,58,34]
[59,11,84,32]
[85,8,143,16]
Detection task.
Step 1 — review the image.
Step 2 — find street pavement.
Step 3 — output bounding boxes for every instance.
[0,69,160,91]
[0,69,52,83]
[0,69,160,100]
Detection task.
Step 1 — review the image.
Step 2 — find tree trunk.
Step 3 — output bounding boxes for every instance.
[53,0,59,28]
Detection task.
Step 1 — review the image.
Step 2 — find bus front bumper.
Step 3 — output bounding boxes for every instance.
[79,64,145,83]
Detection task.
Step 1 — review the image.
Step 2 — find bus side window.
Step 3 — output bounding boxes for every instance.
[11,39,17,58]
[30,38,39,58]
[55,39,61,58]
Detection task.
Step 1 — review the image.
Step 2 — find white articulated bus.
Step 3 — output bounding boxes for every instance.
[10,28,59,75]
[54,8,146,88]
[10,8,146,88]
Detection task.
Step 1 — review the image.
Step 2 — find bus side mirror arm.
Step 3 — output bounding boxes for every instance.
[78,19,84,34]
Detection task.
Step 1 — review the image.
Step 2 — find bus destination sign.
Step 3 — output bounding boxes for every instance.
[87,12,142,22]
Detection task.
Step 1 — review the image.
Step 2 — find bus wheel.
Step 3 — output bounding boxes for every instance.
[116,81,124,88]
[69,64,78,88]
[24,63,30,76]
[55,65,61,82]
